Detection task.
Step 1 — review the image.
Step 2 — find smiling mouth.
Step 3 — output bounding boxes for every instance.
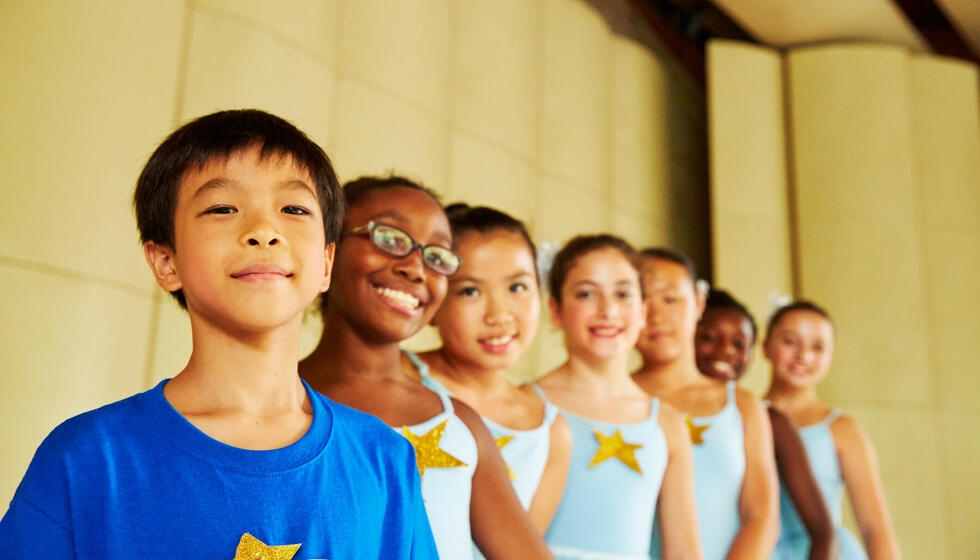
[231,266,291,282]
[589,326,622,338]
[479,333,517,352]
[375,285,422,313]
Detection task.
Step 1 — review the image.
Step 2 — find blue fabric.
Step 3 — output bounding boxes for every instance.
[0,379,437,559]
[401,351,479,560]
[546,399,666,560]
[774,410,867,560]
[652,381,745,560]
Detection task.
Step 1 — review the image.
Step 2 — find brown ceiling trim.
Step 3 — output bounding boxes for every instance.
[891,0,980,63]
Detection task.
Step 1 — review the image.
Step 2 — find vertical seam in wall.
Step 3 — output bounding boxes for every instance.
[327,0,346,154]
[906,60,956,555]
[444,0,458,196]
[779,50,802,298]
[533,0,546,377]
[604,24,614,232]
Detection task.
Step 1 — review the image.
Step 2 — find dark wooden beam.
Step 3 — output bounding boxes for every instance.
[891,0,980,63]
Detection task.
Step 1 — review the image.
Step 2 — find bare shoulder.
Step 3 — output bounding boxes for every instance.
[451,396,486,431]
[828,413,870,452]
[550,412,573,448]
[734,387,767,419]
[657,399,685,426]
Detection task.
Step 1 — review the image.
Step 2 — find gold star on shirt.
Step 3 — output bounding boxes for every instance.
[495,435,517,479]
[232,533,300,560]
[402,418,468,477]
[588,428,643,474]
[686,414,710,445]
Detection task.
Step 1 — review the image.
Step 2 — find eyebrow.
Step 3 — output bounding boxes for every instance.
[191,177,317,199]
[368,211,454,246]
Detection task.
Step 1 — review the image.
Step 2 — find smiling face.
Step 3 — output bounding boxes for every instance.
[326,185,451,343]
[431,229,540,372]
[146,145,333,333]
[764,309,834,389]
[695,308,755,381]
[635,257,703,366]
[551,247,644,362]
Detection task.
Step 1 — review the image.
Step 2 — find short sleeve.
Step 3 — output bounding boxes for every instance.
[0,496,74,557]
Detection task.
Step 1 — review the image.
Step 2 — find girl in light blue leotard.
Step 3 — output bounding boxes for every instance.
[415,204,573,541]
[536,235,702,560]
[764,301,901,559]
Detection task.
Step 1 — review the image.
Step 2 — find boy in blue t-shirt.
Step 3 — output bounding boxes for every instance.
[0,109,438,559]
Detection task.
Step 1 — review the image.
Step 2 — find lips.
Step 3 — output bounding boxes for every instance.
[231,264,291,282]
[588,326,623,338]
[374,285,423,314]
[478,333,517,353]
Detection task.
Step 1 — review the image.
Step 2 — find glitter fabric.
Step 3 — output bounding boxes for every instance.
[402,418,468,477]
[494,435,517,479]
[588,428,644,473]
[232,533,301,559]
[686,414,710,445]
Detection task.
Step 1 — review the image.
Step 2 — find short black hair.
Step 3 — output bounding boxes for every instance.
[765,300,834,340]
[444,203,537,280]
[638,247,697,285]
[549,234,639,303]
[134,109,344,307]
[342,174,441,211]
[703,288,758,343]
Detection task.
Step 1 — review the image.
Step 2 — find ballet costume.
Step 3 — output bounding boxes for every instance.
[400,351,479,560]
[546,397,667,560]
[409,352,559,560]
[652,380,744,560]
[774,409,867,560]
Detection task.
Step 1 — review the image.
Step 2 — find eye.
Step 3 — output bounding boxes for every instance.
[509,282,528,293]
[282,205,311,215]
[574,290,593,300]
[203,205,236,215]
[456,286,479,297]
[616,289,635,300]
[734,340,748,351]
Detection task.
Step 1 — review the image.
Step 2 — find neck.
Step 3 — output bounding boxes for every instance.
[170,312,307,414]
[423,349,512,398]
[764,378,820,409]
[556,351,640,396]
[301,308,404,385]
[633,350,704,392]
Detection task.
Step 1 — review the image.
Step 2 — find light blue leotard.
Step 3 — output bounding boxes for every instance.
[652,380,744,560]
[546,398,667,560]
[774,409,867,560]
[399,351,479,560]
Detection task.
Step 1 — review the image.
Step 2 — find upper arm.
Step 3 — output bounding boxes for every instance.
[656,402,703,560]
[450,398,553,560]
[526,412,572,534]
[0,497,74,557]
[734,390,780,545]
[831,415,901,559]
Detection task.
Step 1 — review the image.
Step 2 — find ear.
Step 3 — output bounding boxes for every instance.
[320,242,336,293]
[694,287,707,320]
[144,241,182,293]
[548,297,563,330]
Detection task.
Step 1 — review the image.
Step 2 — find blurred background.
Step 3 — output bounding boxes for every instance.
[1,0,977,556]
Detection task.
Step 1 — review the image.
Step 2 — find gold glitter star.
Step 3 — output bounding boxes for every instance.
[495,435,517,479]
[232,533,300,560]
[686,415,710,445]
[588,428,643,473]
[402,419,468,477]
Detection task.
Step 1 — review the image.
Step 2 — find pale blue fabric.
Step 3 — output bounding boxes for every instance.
[652,381,744,560]
[774,410,867,560]
[400,351,479,560]
[546,399,666,560]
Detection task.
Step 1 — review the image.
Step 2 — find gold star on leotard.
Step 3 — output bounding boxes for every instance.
[232,533,300,560]
[588,428,643,473]
[686,414,710,445]
[402,419,468,477]
[495,435,517,479]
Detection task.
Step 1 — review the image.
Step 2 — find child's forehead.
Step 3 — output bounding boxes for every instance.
[177,147,315,196]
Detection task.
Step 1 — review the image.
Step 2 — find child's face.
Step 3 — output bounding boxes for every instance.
[764,310,834,389]
[695,308,755,382]
[432,229,540,372]
[148,146,333,332]
[551,248,644,363]
[635,257,703,365]
[327,186,451,342]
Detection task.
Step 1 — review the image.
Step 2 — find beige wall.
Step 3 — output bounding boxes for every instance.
[0,0,707,509]
[709,40,980,559]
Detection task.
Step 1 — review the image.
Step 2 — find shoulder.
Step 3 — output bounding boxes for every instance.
[550,411,572,447]
[827,412,870,451]
[765,406,796,433]
[656,400,689,447]
[734,387,768,420]
[37,391,151,458]
[315,393,416,458]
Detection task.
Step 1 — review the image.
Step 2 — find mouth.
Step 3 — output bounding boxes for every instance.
[478,333,517,353]
[589,326,623,338]
[787,364,813,377]
[231,264,291,282]
[374,284,423,314]
[709,360,736,379]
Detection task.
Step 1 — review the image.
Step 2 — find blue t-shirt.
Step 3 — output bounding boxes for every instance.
[0,379,438,559]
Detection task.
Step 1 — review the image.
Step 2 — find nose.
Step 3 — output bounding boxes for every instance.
[484,292,514,327]
[240,214,283,248]
[597,293,615,318]
[392,248,425,282]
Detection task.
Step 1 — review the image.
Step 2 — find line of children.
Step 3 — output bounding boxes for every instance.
[1,108,901,560]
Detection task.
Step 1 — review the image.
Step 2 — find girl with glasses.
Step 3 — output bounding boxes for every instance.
[413,204,573,545]
[300,176,552,560]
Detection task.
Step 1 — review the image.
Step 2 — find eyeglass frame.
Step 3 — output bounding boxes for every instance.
[341,220,463,276]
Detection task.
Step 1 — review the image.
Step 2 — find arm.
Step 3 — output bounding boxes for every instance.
[725,389,780,559]
[830,415,902,560]
[452,398,554,560]
[526,412,572,534]
[767,407,836,560]
[656,402,704,560]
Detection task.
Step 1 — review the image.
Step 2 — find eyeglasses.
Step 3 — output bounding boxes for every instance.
[343,221,462,276]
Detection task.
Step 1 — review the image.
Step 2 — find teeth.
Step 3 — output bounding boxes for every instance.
[592,327,619,336]
[483,334,514,346]
[376,286,420,309]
